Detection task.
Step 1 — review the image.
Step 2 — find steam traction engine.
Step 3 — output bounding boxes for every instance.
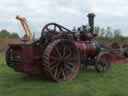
[6,13,111,81]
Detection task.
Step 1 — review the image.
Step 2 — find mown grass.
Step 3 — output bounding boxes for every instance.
[0,52,128,96]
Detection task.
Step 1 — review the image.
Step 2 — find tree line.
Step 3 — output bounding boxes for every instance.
[72,26,123,38]
[0,29,19,39]
[94,26,122,38]
[0,26,124,39]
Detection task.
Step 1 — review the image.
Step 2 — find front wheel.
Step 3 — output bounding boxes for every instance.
[95,52,112,72]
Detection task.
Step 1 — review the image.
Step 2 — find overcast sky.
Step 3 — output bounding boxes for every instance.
[0,0,128,37]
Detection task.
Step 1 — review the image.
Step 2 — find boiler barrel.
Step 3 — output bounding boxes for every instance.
[75,41,100,57]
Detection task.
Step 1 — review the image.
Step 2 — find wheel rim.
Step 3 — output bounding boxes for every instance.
[41,23,73,43]
[96,52,111,72]
[42,39,80,81]
[41,23,72,35]
[6,48,15,67]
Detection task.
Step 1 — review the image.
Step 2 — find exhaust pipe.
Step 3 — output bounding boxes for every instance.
[87,13,95,34]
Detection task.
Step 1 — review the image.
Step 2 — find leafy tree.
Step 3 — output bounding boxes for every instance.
[0,29,10,38]
[100,28,105,37]
[113,29,122,38]
[10,33,19,38]
[94,26,100,35]
[0,29,19,39]
[105,27,113,38]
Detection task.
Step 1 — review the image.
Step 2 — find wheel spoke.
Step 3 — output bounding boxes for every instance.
[46,27,50,32]
[55,47,62,57]
[65,52,72,59]
[67,62,74,67]
[101,57,107,71]
[63,66,68,75]
[58,26,62,31]
[60,42,68,57]
[50,60,57,65]
[65,64,73,71]
[63,45,66,56]
[57,67,62,79]
[50,56,59,61]
[53,67,59,78]
[54,26,56,31]
[50,63,59,71]
[61,69,66,80]
[50,60,58,68]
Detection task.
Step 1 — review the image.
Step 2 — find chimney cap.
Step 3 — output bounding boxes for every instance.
[87,13,95,17]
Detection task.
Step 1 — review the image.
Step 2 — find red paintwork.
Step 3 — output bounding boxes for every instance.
[111,53,128,63]
[8,40,97,75]
[86,33,94,40]
[9,44,43,75]
[75,41,97,57]
[111,53,121,62]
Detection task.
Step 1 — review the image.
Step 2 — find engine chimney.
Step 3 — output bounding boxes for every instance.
[87,13,95,34]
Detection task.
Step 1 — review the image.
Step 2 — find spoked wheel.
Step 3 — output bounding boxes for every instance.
[40,23,73,43]
[42,39,80,81]
[95,52,112,72]
[6,48,15,67]
[41,23,72,35]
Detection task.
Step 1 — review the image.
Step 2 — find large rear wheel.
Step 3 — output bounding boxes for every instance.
[42,39,80,81]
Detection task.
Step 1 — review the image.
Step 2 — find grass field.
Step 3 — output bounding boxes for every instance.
[0,52,128,96]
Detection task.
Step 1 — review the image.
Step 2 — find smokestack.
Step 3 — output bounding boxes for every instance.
[87,13,95,34]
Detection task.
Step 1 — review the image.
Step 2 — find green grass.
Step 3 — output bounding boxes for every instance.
[0,52,128,96]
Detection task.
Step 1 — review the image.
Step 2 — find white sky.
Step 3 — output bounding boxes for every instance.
[0,0,128,37]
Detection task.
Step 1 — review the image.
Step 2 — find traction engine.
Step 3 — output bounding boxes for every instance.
[6,13,111,81]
